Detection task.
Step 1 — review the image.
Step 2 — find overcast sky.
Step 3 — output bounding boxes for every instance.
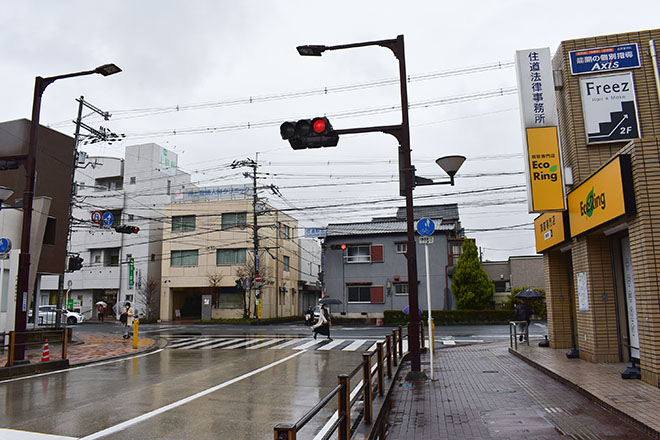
[1,1,658,261]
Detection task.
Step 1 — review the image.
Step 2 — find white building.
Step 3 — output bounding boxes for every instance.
[41,143,192,320]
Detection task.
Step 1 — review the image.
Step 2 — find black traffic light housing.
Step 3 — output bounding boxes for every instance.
[114,225,140,234]
[330,244,347,250]
[68,255,83,271]
[280,117,339,150]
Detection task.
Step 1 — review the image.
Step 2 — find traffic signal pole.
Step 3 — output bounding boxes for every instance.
[296,36,424,379]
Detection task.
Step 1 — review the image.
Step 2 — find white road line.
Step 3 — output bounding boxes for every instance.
[142,326,189,334]
[294,339,326,350]
[0,349,165,384]
[366,342,378,353]
[317,339,345,351]
[0,428,76,439]
[166,338,202,348]
[199,339,243,350]
[176,338,216,349]
[221,339,261,349]
[402,339,408,352]
[442,340,456,346]
[342,339,368,351]
[269,338,303,350]
[79,351,306,440]
[246,338,285,350]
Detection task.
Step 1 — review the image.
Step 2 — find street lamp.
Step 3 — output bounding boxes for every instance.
[296,36,438,379]
[12,64,121,363]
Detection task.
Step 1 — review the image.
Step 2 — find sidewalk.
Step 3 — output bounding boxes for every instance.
[386,340,660,439]
[0,325,157,368]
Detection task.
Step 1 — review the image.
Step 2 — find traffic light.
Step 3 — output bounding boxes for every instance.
[330,244,347,250]
[68,255,83,271]
[113,225,140,234]
[280,117,339,150]
[0,159,21,171]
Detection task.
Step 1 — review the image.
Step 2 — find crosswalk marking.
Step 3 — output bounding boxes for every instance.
[166,338,198,349]
[269,338,304,350]
[222,339,261,349]
[342,339,368,351]
[294,339,326,350]
[174,338,214,349]
[247,338,285,350]
[200,339,241,349]
[317,339,345,351]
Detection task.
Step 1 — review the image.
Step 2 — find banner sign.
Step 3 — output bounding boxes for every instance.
[567,155,635,237]
[515,48,558,127]
[172,184,252,204]
[526,127,566,212]
[534,211,567,253]
[580,72,641,144]
[569,43,641,75]
[304,228,327,238]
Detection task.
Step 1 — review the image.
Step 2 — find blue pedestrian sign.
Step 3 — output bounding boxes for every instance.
[0,237,11,254]
[102,211,114,227]
[416,217,435,236]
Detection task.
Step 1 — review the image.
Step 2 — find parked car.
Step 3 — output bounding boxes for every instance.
[28,305,85,325]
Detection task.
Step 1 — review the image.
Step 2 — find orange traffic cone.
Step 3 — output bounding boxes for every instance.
[41,339,50,362]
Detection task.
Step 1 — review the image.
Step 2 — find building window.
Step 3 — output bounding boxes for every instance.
[167,179,171,195]
[348,285,371,302]
[216,248,246,265]
[394,283,409,295]
[172,215,195,232]
[130,176,136,184]
[279,222,291,239]
[222,212,247,229]
[450,242,462,266]
[283,256,290,272]
[171,250,199,266]
[43,217,56,245]
[106,248,120,266]
[346,245,371,263]
[128,214,134,221]
[395,242,407,254]
[125,294,134,302]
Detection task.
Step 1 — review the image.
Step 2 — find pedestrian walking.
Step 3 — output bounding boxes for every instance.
[97,304,105,322]
[312,304,332,340]
[120,302,134,340]
[515,300,532,342]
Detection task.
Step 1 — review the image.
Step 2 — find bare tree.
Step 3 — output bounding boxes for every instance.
[235,260,273,318]
[139,277,159,320]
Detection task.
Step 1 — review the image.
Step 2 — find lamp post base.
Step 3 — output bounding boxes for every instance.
[405,370,428,381]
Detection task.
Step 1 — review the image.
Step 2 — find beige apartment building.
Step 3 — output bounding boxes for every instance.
[160,196,299,321]
[526,29,660,387]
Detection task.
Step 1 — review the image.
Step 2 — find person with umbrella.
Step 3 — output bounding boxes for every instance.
[514,289,541,342]
[96,301,107,322]
[312,303,332,340]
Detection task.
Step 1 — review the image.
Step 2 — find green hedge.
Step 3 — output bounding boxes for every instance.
[384,309,514,325]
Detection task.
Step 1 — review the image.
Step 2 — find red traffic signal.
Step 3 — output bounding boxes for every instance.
[114,225,140,234]
[280,117,339,150]
[330,243,347,250]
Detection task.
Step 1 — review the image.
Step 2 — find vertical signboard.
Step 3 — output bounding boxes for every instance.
[534,211,567,253]
[580,72,641,144]
[576,272,589,311]
[516,48,566,212]
[128,257,135,290]
[620,236,640,359]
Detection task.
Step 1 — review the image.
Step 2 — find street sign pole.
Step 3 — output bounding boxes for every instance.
[423,240,434,380]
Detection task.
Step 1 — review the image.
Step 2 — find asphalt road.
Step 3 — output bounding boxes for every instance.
[0,322,548,439]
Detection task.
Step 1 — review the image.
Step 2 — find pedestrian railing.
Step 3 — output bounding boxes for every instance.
[509,320,530,349]
[4,328,69,367]
[274,323,424,440]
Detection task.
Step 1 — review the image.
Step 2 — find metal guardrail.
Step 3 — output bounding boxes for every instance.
[4,328,69,367]
[509,320,530,349]
[274,323,424,440]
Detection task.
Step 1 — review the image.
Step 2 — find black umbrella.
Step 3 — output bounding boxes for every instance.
[515,288,544,300]
[319,297,342,305]
[402,305,423,315]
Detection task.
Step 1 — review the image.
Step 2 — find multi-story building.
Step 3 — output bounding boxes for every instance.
[525,28,660,386]
[0,119,74,333]
[160,193,300,320]
[297,238,322,314]
[483,255,545,308]
[41,143,191,320]
[323,204,464,319]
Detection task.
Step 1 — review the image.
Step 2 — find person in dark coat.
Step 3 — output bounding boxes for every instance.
[515,301,532,341]
[312,304,332,340]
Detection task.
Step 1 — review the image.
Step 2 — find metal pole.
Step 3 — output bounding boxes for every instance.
[424,242,434,380]
[393,35,423,379]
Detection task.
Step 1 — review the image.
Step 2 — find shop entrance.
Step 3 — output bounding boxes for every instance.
[612,235,640,363]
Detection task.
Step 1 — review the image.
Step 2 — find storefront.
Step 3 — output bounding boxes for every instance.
[521,28,660,387]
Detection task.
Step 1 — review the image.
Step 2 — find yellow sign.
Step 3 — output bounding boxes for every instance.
[567,155,634,237]
[257,298,262,320]
[526,127,566,212]
[534,212,566,253]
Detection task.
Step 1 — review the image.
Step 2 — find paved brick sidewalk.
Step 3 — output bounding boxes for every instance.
[0,328,156,367]
[386,342,655,439]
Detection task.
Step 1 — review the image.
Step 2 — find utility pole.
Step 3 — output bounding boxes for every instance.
[56,96,122,327]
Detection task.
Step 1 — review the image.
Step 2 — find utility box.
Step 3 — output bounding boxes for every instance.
[201,295,212,321]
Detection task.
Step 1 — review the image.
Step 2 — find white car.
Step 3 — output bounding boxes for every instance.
[28,305,85,325]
